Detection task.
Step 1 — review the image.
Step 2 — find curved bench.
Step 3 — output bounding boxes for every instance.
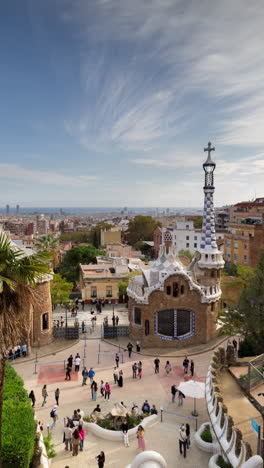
[83,414,158,441]
[126,450,167,468]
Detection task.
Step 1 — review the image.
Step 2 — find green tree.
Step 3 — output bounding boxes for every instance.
[90,222,113,248]
[118,280,128,298]
[50,274,73,307]
[127,216,161,246]
[35,234,59,268]
[0,233,51,466]
[178,249,193,261]
[59,244,105,282]
[59,232,91,244]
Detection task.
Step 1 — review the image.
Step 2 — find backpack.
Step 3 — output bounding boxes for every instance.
[50,409,55,418]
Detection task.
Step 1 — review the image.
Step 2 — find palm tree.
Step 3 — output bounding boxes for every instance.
[35,234,59,268]
[0,232,51,466]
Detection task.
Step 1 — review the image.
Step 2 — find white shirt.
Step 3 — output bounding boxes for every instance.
[75,357,81,365]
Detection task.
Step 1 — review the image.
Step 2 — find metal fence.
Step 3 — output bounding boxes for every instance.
[248,354,264,392]
[103,325,129,338]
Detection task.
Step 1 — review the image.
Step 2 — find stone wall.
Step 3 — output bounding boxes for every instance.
[128,274,218,348]
[31,280,53,347]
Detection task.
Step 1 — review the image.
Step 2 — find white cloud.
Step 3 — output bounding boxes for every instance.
[0,164,99,187]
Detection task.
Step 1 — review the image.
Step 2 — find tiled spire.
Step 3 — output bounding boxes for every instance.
[200,142,217,251]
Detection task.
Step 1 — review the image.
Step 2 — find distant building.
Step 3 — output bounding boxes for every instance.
[79,259,129,303]
[6,204,9,215]
[16,204,20,214]
[36,215,48,235]
[100,227,121,247]
[106,243,141,258]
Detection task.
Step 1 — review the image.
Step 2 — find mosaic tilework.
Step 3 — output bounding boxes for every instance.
[200,189,217,250]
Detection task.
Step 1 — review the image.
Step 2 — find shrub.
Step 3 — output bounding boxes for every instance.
[2,363,35,468]
[97,419,113,430]
[83,415,91,423]
[216,455,232,468]
[201,425,213,443]
[43,433,56,458]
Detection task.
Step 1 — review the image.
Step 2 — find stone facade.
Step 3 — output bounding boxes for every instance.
[128,273,218,348]
[30,280,53,347]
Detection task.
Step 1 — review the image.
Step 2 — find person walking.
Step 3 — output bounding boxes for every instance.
[55,388,60,406]
[137,425,146,451]
[100,380,105,397]
[165,361,172,375]
[232,338,238,353]
[64,423,72,451]
[178,390,185,406]
[81,321,85,333]
[138,361,142,379]
[190,360,194,377]
[72,428,81,456]
[186,423,191,449]
[113,367,119,384]
[65,363,72,380]
[112,314,116,327]
[179,424,187,458]
[132,362,137,379]
[29,390,36,408]
[115,353,120,368]
[78,424,85,451]
[104,382,111,400]
[154,357,160,374]
[41,385,48,406]
[171,384,177,403]
[91,381,98,401]
[82,367,89,386]
[121,418,129,447]
[88,367,95,384]
[50,406,58,424]
[68,354,73,368]
[127,342,133,358]
[116,315,119,325]
[118,370,123,387]
[136,340,141,352]
[96,451,105,468]
[183,356,189,374]
[75,354,81,372]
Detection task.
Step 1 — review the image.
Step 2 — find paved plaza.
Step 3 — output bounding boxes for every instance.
[13,322,228,468]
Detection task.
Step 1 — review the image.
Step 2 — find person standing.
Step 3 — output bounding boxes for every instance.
[65,363,72,380]
[121,419,129,447]
[138,361,142,379]
[64,423,72,451]
[179,424,187,458]
[96,451,105,468]
[165,361,172,375]
[81,300,85,311]
[82,367,89,386]
[127,342,133,358]
[68,354,73,368]
[29,390,36,408]
[190,360,194,377]
[88,367,95,384]
[100,380,105,397]
[22,343,27,357]
[81,321,85,333]
[233,338,238,353]
[55,388,60,406]
[72,428,81,456]
[185,423,191,449]
[171,384,177,403]
[75,354,81,372]
[60,315,64,327]
[154,357,160,374]
[136,340,141,352]
[113,367,119,384]
[78,424,85,451]
[104,382,111,400]
[132,362,137,379]
[118,370,123,387]
[41,385,48,406]
[178,390,185,406]
[115,353,120,368]
[91,381,98,401]
[137,425,146,451]
[183,356,189,374]
[116,315,119,325]
[112,314,116,327]
[50,406,58,424]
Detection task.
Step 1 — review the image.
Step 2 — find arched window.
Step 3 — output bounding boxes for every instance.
[42,313,49,330]
[134,307,141,325]
[211,271,215,278]
[145,320,150,336]
[166,285,171,295]
[173,282,178,297]
[180,285,185,295]
[210,287,213,295]
[211,302,215,312]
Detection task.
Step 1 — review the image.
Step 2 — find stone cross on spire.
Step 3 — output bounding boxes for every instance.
[204,141,215,159]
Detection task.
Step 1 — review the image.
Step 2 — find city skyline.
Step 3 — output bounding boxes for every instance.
[1,1,264,207]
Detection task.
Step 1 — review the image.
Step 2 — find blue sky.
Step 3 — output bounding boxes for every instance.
[1,0,264,208]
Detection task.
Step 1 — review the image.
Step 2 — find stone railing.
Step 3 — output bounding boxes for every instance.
[126,450,167,468]
[200,347,263,468]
